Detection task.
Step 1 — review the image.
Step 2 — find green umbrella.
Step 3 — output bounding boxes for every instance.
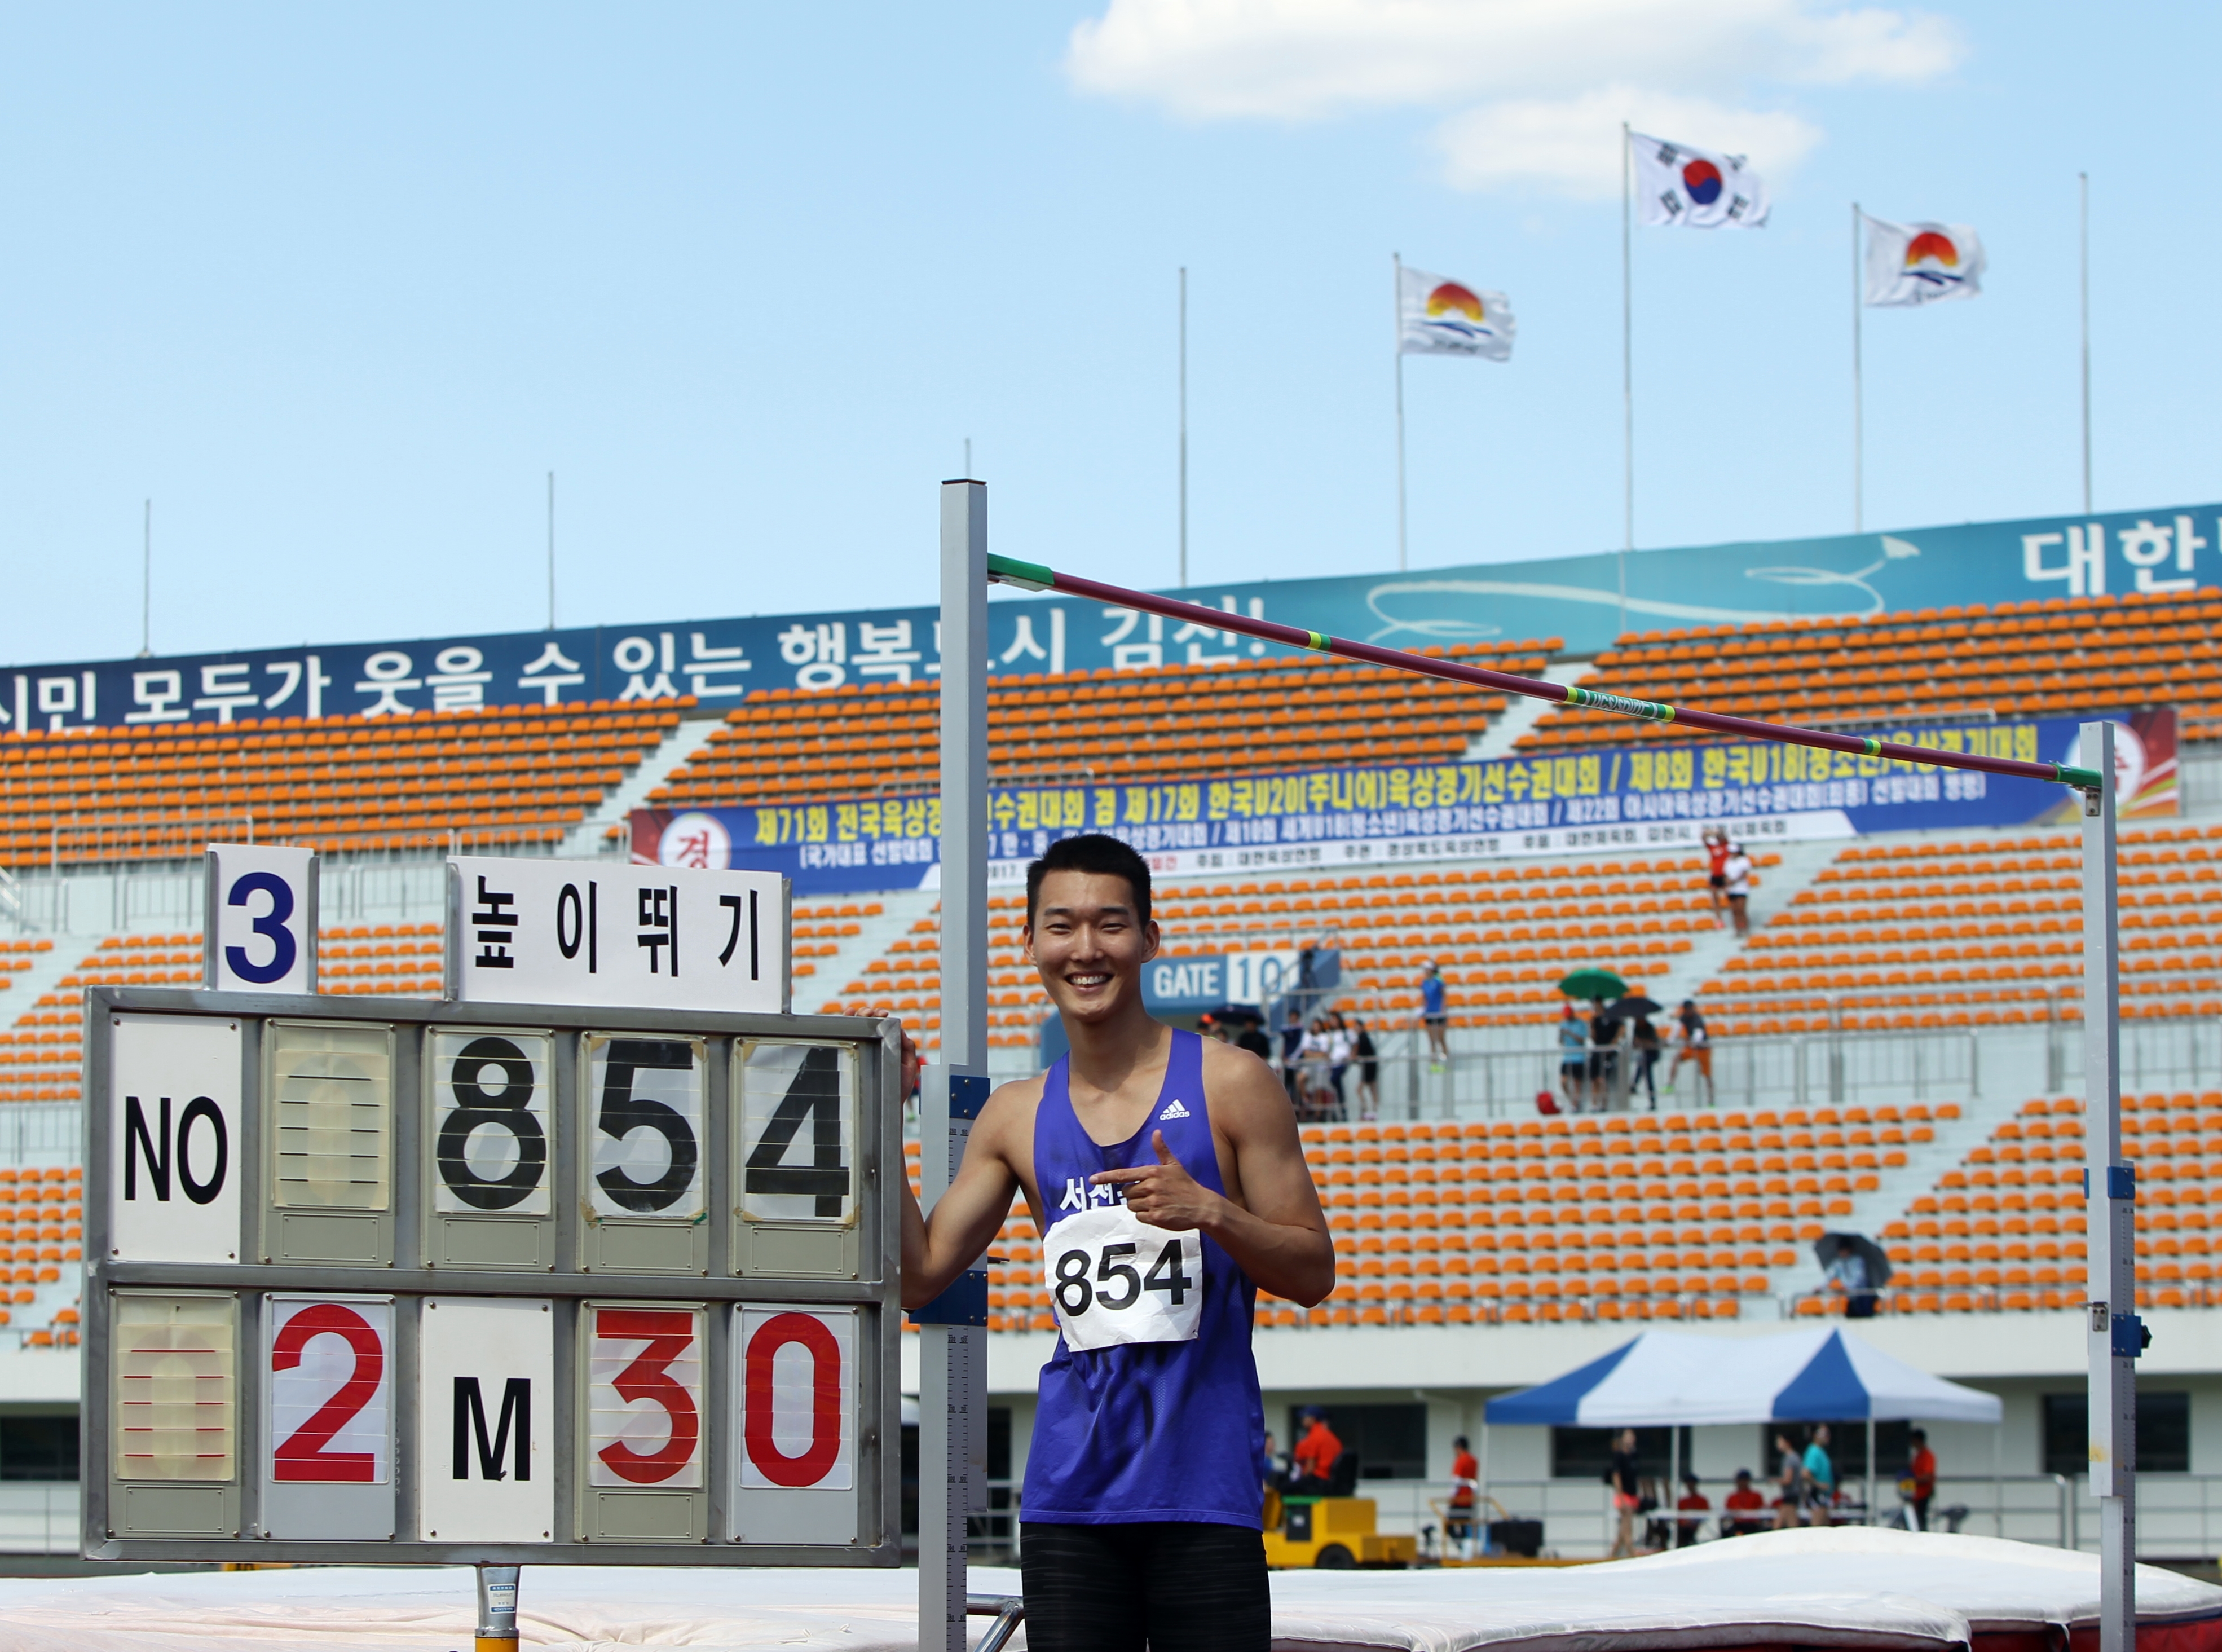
[1558,967,1628,1002]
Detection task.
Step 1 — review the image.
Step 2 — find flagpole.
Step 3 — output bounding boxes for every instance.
[1620,122,1633,637]
[1395,252,1408,571]
[1179,265,1189,587]
[2080,173,2092,514]
[1852,203,1864,534]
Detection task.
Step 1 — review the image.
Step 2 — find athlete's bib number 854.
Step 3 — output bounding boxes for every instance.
[1046,1204,1203,1352]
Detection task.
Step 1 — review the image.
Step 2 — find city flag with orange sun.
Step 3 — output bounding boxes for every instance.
[1863,213,1987,306]
[1397,266,1514,360]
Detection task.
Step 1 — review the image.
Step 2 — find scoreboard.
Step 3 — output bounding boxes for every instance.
[81,852,901,1567]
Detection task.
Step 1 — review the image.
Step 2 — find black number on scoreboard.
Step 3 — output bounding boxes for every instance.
[435,1037,546,1212]
[744,1045,848,1217]
[595,1038,699,1213]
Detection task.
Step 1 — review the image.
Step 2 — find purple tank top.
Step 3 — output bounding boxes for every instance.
[1021,1029,1264,1527]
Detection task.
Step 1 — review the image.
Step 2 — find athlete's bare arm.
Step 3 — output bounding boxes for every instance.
[899,1077,1041,1311]
[1093,1039,1334,1306]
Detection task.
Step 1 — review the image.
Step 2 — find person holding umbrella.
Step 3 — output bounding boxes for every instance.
[1599,992,1665,1110]
[1817,1232,1890,1318]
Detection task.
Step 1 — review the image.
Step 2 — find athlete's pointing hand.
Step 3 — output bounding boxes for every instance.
[1090,1130,1222,1231]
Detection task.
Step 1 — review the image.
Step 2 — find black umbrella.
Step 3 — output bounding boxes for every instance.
[1599,995,1664,1019]
[1814,1231,1893,1289]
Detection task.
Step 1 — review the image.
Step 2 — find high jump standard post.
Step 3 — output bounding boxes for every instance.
[2082,720,2137,1652]
[920,478,991,1652]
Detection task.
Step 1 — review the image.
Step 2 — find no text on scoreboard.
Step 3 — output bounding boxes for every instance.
[82,855,900,1566]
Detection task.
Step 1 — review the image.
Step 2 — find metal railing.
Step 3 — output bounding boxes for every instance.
[1294,1028,1982,1121]
[1417,1472,2222,1560]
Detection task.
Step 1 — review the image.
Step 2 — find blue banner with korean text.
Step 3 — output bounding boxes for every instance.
[630,713,2164,897]
[3,499,2218,732]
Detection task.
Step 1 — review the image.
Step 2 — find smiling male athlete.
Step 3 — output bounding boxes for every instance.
[902,833,1334,1652]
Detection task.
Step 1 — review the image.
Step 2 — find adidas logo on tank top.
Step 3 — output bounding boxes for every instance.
[1158,1099,1191,1120]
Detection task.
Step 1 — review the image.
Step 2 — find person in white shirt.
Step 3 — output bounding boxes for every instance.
[1722,844,1755,937]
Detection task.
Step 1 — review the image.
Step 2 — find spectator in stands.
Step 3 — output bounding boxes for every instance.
[1299,1017,1337,1120]
[1605,1428,1642,1558]
[1447,1434,1480,1556]
[1588,1006,1623,1107]
[1278,1003,1306,1105]
[1290,1407,1343,1494]
[1350,1018,1379,1121]
[1723,841,1756,937]
[1235,1015,1274,1069]
[1417,962,1449,1069]
[1667,1000,1713,1106]
[1705,828,1732,928]
[1558,1005,1590,1112]
[1674,1472,1709,1547]
[1325,1011,1355,1115]
[1771,1433,1802,1528]
[1801,1425,1836,1525]
[1723,1469,1769,1537]
[1903,1429,1937,1530]
[1824,1236,1877,1319]
[1628,1011,1661,1109]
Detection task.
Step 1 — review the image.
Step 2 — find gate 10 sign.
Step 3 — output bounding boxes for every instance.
[447,857,789,1016]
[205,844,318,995]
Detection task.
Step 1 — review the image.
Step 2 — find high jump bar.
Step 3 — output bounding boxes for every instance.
[987,554,2106,796]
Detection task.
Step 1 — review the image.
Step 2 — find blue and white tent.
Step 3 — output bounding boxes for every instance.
[1484,1329,2003,1426]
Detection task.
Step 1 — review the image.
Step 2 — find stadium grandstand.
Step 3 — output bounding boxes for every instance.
[0,518,2214,1561]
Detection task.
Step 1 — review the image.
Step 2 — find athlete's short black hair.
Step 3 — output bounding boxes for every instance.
[1025,833,1152,927]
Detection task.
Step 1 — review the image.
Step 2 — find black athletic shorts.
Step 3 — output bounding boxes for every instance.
[1708,873,1726,889]
[1021,1521,1270,1652]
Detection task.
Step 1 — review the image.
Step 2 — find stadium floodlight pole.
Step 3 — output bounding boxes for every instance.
[1621,122,1634,562]
[138,500,152,659]
[2080,173,2093,516]
[2081,718,2137,1652]
[1851,205,1864,535]
[985,553,2106,796]
[921,477,991,1652]
[545,472,556,631]
[1394,252,1408,572]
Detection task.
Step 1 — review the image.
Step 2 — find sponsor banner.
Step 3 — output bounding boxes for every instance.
[631,711,2173,898]
[6,504,2219,730]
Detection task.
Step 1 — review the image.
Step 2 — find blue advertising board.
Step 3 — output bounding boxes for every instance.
[631,711,2172,897]
[2,500,2215,732]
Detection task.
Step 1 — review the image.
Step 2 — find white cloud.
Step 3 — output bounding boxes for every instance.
[1066,0,1958,195]
[1438,89,1822,199]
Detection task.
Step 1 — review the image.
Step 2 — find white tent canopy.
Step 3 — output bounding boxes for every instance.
[1484,1328,2005,1427]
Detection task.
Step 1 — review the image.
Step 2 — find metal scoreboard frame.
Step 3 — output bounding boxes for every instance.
[81,985,903,1567]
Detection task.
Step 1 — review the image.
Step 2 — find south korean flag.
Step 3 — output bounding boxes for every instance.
[1630,131,1770,230]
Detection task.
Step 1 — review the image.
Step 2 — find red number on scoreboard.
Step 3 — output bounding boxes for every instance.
[270,1302,384,1483]
[595,1308,700,1485]
[743,1310,843,1487]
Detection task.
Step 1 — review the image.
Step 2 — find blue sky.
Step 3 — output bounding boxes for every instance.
[3,2,2216,666]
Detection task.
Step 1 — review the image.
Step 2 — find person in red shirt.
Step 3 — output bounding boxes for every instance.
[1291,1409,1343,1494]
[1673,1473,1710,1547]
[1704,829,1731,929]
[1447,1434,1480,1554]
[1722,1468,1768,1538]
[1903,1429,1937,1530]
